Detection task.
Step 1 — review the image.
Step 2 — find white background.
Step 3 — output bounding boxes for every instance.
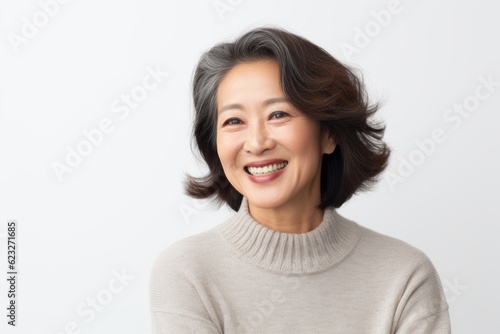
[1,0,499,333]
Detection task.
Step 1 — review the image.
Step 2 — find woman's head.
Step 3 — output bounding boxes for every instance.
[185,26,390,211]
[215,59,336,214]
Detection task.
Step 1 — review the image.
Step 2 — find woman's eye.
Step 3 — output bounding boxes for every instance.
[270,111,289,119]
[222,118,242,126]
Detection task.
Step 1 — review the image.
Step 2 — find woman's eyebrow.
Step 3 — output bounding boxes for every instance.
[263,97,289,106]
[219,103,243,114]
[219,97,289,114]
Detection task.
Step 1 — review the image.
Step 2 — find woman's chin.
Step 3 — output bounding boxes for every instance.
[245,194,288,211]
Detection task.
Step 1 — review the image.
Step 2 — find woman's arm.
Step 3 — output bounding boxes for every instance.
[151,311,221,334]
[150,250,222,334]
[393,253,451,334]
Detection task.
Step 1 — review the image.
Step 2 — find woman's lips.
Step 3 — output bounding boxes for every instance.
[244,161,288,176]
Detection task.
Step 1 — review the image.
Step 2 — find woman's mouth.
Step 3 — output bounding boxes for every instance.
[244,161,288,176]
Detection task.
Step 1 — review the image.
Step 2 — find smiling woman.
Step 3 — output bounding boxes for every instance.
[149,27,451,333]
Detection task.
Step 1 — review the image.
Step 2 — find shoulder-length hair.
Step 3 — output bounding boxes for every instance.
[184,26,390,212]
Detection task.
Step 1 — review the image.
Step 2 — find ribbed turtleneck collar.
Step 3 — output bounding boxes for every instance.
[216,198,361,274]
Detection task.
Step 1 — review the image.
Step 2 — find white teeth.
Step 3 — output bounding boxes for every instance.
[247,162,288,176]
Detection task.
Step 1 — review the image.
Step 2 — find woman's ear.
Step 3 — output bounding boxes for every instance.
[322,132,336,154]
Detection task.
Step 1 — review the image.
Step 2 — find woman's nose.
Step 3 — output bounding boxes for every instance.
[243,122,275,154]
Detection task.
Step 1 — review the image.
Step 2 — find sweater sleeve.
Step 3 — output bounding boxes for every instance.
[149,250,222,334]
[393,253,451,334]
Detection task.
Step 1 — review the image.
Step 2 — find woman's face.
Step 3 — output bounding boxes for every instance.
[216,59,335,211]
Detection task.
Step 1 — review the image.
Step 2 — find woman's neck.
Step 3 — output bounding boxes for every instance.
[247,201,324,234]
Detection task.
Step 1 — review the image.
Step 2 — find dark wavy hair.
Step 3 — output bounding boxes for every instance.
[184,26,390,212]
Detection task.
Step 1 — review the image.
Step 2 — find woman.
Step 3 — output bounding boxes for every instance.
[150,27,451,333]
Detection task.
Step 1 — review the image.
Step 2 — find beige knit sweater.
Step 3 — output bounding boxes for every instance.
[150,198,451,333]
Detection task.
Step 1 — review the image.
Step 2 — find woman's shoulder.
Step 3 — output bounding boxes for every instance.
[344,217,450,329]
[149,224,227,318]
[342,214,441,276]
[334,210,439,272]
[151,226,222,274]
